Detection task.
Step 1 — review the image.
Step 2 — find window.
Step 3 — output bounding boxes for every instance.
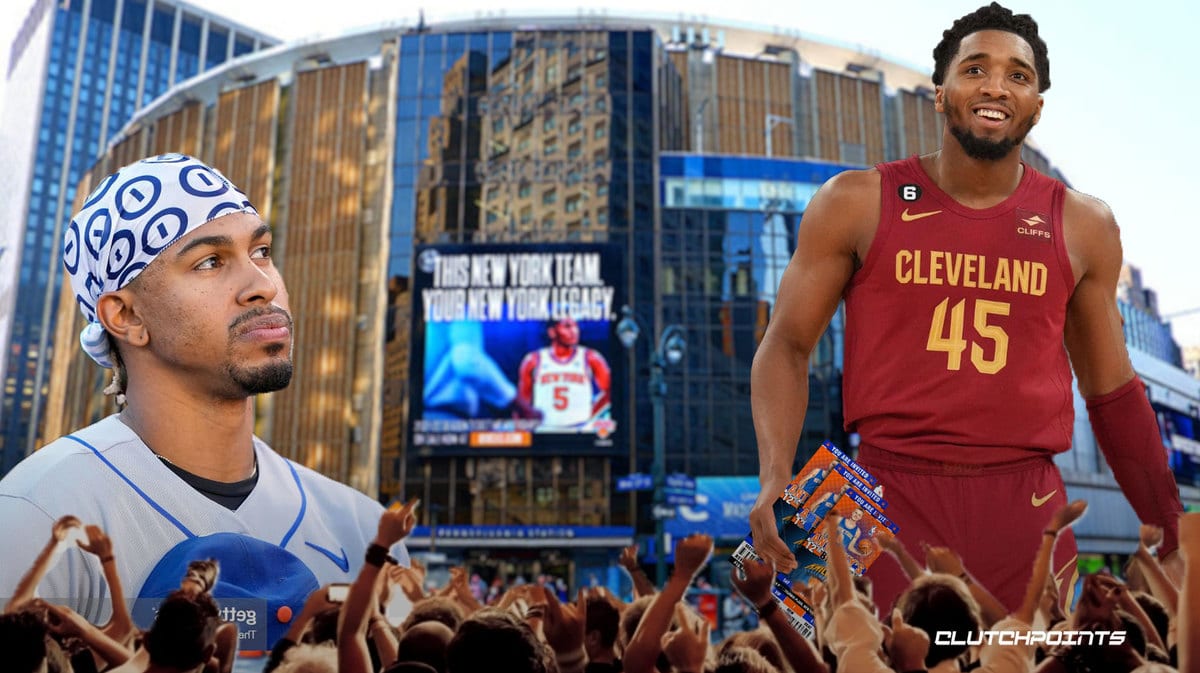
[542,189,557,205]
[542,216,555,230]
[518,182,532,198]
[568,118,582,134]
[543,138,558,155]
[594,74,606,88]
[594,123,607,139]
[598,208,608,225]
[567,142,582,160]
[542,117,556,132]
[520,207,532,225]
[565,195,582,213]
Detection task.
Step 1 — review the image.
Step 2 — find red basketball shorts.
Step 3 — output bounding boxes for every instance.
[855,443,1079,617]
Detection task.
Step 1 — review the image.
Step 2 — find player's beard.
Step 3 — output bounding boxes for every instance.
[945,107,1035,161]
[226,359,293,395]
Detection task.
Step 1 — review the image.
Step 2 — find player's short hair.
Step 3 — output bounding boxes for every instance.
[0,610,47,673]
[274,643,338,673]
[446,608,548,673]
[932,2,1051,92]
[713,646,780,673]
[1133,592,1169,645]
[144,590,220,670]
[401,596,467,633]
[395,620,453,673]
[897,574,981,667]
[719,628,786,673]
[618,596,655,651]
[584,594,620,649]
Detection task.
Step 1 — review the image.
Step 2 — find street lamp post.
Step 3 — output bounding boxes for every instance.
[616,305,687,587]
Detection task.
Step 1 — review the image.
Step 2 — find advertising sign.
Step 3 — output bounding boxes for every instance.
[409,243,626,454]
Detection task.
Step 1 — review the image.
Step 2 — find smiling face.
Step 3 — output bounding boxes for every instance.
[936,29,1044,161]
[120,212,294,399]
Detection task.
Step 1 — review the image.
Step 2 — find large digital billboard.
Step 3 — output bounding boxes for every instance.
[409,243,626,454]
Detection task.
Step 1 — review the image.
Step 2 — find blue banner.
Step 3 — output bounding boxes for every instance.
[664,476,760,541]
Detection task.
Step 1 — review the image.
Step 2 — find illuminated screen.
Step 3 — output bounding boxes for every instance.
[409,243,626,454]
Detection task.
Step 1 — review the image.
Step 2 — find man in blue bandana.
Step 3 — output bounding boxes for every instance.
[0,154,407,649]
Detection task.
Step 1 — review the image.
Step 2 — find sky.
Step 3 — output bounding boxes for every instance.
[2,0,1199,344]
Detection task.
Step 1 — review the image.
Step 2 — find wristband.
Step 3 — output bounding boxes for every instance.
[365,543,396,567]
[1043,529,1057,537]
[100,556,114,564]
[756,598,778,618]
[958,572,972,585]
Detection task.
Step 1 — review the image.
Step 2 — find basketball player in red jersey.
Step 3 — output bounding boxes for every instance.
[517,316,612,431]
[748,2,1183,614]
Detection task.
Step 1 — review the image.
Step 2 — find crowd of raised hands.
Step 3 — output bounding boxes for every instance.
[3,500,1199,673]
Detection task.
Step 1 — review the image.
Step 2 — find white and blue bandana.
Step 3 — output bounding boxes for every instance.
[64,153,258,368]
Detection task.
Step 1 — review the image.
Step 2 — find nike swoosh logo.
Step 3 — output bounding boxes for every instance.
[305,542,350,572]
[1031,489,1057,508]
[900,208,943,222]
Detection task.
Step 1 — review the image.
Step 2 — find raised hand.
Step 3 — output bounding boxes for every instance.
[673,534,714,580]
[1139,523,1164,551]
[42,600,91,638]
[52,515,83,544]
[388,564,425,602]
[883,609,930,673]
[78,525,113,560]
[540,587,586,656]
[661,604,710,673]
[619,544,640,572]
[375,498,419,547]
[730,558,774,608]
[920,542,966,577]
[1046,499,1088,534]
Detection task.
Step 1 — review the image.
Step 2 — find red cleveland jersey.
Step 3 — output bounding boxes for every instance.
[842,156,1076,464]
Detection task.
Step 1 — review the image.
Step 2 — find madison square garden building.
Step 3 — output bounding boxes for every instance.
[36,14,1200,585]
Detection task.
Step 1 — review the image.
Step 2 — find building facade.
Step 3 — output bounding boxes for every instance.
[33,14,1198,586]
[0,0,276,471]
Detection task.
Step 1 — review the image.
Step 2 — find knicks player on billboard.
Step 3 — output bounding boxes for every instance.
[516,316,612,432]
[748,2,1183,616]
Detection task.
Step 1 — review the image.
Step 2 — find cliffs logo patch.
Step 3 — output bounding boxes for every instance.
[1016,208,1051,241]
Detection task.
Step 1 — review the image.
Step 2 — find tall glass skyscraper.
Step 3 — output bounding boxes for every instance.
[0,0,276,470]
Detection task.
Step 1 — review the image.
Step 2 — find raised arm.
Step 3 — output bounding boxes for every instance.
[76,525,134,646]
[749,170,878,573]
[730,559,827,673]
[1062,192,1183,571]
[877,532,926,582]
[4,515,84,613]
[1179,513,1200,673]
[623,534,712,673]
[338,498,418,673]
[1132,524,1178,616]
[619,544,658,598]
[922,541,1008,628]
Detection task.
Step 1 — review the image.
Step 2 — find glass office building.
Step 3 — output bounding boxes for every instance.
[37,14,1200,580]
[0,0,276,471]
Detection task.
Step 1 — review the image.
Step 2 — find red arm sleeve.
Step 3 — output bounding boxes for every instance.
[1086,376,1184,557]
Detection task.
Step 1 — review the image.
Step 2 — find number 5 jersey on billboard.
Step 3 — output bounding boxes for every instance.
[410,243,627,454]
